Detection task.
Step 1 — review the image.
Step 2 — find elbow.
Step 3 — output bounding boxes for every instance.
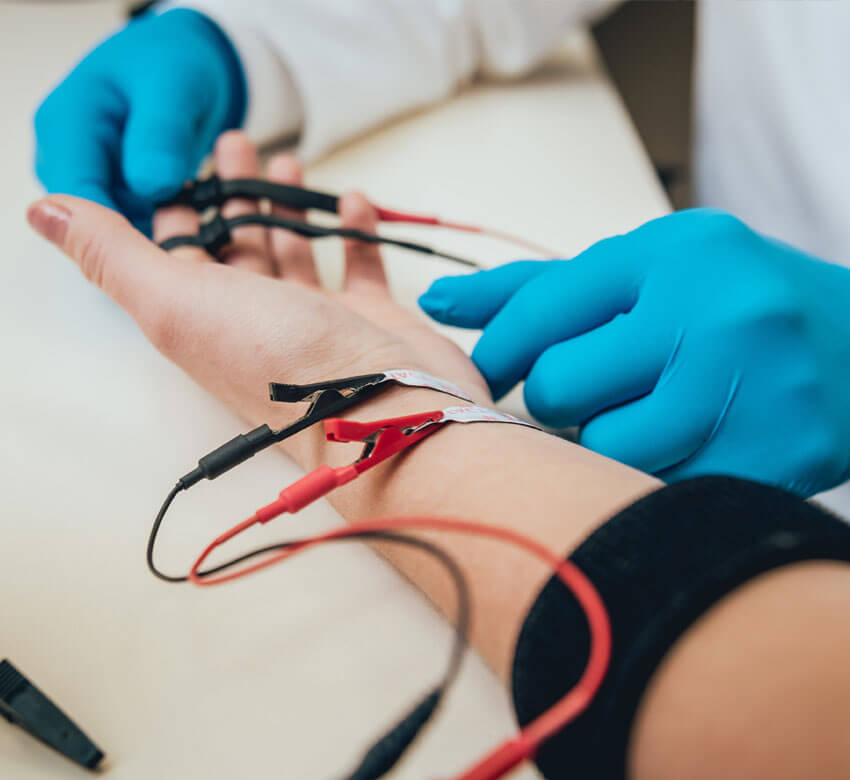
[628,560,850,780]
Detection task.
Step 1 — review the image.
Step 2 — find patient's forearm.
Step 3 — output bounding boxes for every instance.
[279,388,850,780]
[279,384,659,678]
[36,169,850,780]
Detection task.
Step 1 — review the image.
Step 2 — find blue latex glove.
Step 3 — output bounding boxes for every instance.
[419,209,850,496]
[34,9,245,233]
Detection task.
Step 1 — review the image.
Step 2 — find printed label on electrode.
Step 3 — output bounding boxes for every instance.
[384,369,472,401]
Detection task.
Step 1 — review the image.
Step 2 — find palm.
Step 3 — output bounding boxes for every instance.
[146,132,488,427]
[337,287,487,397]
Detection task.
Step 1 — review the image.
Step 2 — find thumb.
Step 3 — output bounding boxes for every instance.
[27,195,185,329]
[121,74,215,202]
[418,261,552,328]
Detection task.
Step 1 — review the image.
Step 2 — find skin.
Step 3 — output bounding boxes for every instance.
[28,131,850,778]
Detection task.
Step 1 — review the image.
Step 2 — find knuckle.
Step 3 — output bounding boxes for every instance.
[268,154,301,181]
[576,234,629,268]
[659,209,752,257]
[690,208,749,239]
[707,266,802,337]
[742,275,802,330]
[214,129,248,156]
[73,211,134,293]
[704,208,747,233]
[525,367,570,427]
[77,233,109,290]
[511,270,564,318]
[273,230,308,258]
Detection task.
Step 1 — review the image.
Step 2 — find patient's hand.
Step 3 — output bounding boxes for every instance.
[27,131,656,679]
[27,131,489,435]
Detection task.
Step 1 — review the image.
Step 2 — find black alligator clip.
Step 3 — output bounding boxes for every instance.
[0,659,104,771]
[149,372,400,582]
[268,372,387,408]
[179,373,389,489]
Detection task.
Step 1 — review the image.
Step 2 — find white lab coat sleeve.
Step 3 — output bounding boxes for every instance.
[158,1,615,161]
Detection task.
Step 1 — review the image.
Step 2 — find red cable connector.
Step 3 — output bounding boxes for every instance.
[189,410,447,585]
[255,409,446,524]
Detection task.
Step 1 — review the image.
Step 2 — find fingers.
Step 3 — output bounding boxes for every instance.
[418,261,550,327]
[340,192,388,294]
[34,80,123,213]
[152,200,205,262]
[579,350,731,474]
[265,154,318,285]
[214,131,275,276]
[27,195,186,335]
[523,313,671,428]
[152,176,205,263]
[121,67,211,202]
[148,107,205,263]
[470,237,639,399]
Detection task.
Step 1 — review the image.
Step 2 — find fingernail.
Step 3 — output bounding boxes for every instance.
[27,199,71,245]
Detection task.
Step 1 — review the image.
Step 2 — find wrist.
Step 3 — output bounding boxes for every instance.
[281,376,485,474]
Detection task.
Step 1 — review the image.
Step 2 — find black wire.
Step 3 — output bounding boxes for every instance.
[167,176,341,214]
[217,178,340,213]
[328,532,468,780]
[147,482,187,582]
[201,529,469,780]
[144,370,474,776]
[160,213,479,268]
[146,384,390,582]
[149,503,470,780]
[195,529,469,691]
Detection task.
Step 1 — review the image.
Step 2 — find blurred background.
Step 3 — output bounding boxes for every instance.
[1,0,696,211]
[593,1,694,209]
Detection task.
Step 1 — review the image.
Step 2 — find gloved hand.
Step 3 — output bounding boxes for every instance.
[34,8,245,233]
[419,209,850,496]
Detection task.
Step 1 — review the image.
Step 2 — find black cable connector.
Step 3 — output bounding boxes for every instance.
[0,660,104,771]
[179,424,277,489]
[147,375,391,582]
[344,690,441,780]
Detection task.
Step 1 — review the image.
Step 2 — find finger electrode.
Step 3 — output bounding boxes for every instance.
[158,174,560,265]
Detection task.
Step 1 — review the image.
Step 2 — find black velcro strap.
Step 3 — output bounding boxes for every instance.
[159,214,232,258]
[511,476,850,780]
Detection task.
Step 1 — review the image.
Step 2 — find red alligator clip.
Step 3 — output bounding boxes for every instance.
[325,409,445,472]
[252,409,446,525]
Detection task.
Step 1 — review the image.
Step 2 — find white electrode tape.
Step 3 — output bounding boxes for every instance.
[382,369,472,402]
[439,405,539,429]
[442,406,539,430]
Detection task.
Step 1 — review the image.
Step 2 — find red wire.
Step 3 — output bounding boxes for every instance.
[375,207,559,258]
[189,515,612,780]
